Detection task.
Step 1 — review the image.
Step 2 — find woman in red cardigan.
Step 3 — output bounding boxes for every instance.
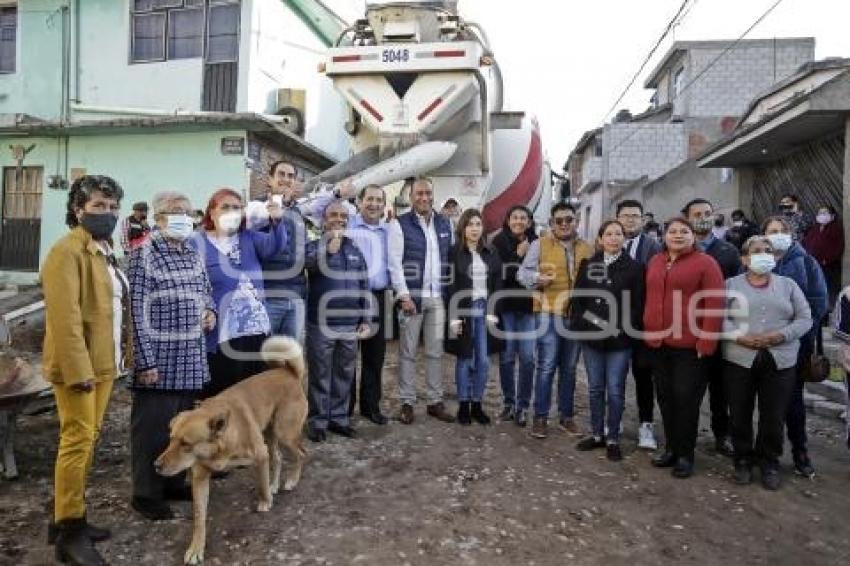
[644,217,725,479]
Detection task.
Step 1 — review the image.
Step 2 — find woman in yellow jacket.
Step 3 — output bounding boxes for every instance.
[42,175,129,566]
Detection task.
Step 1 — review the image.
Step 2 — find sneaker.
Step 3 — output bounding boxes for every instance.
[761,466,781,491]
[733,463,752,485]
[558,416,581,435]
[606,443,623,462]
[637,422,658,450]
[498,405,515,422]
[514,409,528,428]
[792,451,815,479]
[531,417,548,439]
[576,436,606,451]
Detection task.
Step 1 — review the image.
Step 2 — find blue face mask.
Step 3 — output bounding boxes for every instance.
[748,252,776,275]
[766,233,792,252]
[164,214,194,240]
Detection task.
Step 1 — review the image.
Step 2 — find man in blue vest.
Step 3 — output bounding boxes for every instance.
[388,177,455,424]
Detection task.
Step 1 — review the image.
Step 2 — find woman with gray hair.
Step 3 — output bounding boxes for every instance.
[722,235,811,490]
[128,191,216,521]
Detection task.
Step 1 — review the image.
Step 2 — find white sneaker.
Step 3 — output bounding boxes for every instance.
[638,422,658,450]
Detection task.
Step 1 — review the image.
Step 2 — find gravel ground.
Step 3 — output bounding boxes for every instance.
[1,339,849,566]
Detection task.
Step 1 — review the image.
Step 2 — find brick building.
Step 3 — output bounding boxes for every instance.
[569,38,814,238]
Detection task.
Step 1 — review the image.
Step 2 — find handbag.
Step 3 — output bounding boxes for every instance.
[802,352,830,383]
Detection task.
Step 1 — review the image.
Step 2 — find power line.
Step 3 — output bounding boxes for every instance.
[605,0,788,159]
[600,0,695,122]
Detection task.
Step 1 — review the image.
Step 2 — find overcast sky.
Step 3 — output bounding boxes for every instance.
[326,0,850,168]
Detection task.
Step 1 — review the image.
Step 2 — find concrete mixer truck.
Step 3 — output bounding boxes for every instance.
[287,0,553,233]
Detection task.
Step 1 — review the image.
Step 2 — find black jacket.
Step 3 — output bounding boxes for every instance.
[628,232,662,267]
[491,227,538,313]
[444,244,504,358]
[569,252,645,351]
[725,220,758,251]
[702,236,742,280]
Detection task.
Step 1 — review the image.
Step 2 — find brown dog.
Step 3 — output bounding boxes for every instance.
[155,336,308,565]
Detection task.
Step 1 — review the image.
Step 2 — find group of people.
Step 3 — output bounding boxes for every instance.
[39,165,844,565]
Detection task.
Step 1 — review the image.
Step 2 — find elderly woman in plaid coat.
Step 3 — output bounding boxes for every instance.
[128,191,216,521]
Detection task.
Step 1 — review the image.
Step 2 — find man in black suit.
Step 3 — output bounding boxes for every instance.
[683,198,742,458]
[616,200,662,450]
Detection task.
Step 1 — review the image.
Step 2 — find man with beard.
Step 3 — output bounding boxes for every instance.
[683,198,742,458]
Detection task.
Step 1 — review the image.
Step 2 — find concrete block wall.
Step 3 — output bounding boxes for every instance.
[604,123,687,181]
[642,160,739,221]
[685,41,814,117]
[581,154,602,187]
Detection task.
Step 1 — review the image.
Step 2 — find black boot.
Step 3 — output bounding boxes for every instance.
[48,516,111,545]
[55,518,108,566]
[457,401,472,425]
[470,402,491,425]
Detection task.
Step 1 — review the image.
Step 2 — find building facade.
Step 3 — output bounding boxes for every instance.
[0,0,347,278]
[569,38,815,239]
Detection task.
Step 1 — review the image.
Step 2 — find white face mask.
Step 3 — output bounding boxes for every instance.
[732,220,743,227]
[748,252,776,275]
[816,213,833,225]
[164,214,194,241]
[766,232,792,252]
[216,211,242,234]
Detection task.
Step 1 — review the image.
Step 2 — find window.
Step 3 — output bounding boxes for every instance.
[131,0,238,64]
[168,8,204,59]
[0,6,16,74]
[207,2,240,63]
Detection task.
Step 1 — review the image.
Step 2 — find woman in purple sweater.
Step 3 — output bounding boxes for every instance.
[191,188,287,396]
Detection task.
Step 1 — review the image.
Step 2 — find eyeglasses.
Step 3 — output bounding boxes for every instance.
[552,217,575,226]
[618,213,642,219]
[219,203,243,211]
[281,172,297,179]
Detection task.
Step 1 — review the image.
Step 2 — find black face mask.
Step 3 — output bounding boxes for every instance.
[80,212,118,240]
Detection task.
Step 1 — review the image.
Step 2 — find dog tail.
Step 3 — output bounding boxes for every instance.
[260,336,305,381]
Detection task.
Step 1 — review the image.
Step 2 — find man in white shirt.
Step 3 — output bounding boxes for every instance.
[387,177,455,424]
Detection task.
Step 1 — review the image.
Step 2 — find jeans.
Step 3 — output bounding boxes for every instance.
[455,299,489,402]
[266,296,305,342]
[653,347,709,460]
[533,313,581,418]
[786,335,814,454]
[724,352,795,467]
[582,344,631,443]
[499,311,536,409]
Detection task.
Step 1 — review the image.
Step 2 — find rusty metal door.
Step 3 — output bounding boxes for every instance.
[0,167,42,271]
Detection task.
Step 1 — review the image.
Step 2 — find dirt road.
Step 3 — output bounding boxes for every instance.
[1,343,849,566]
